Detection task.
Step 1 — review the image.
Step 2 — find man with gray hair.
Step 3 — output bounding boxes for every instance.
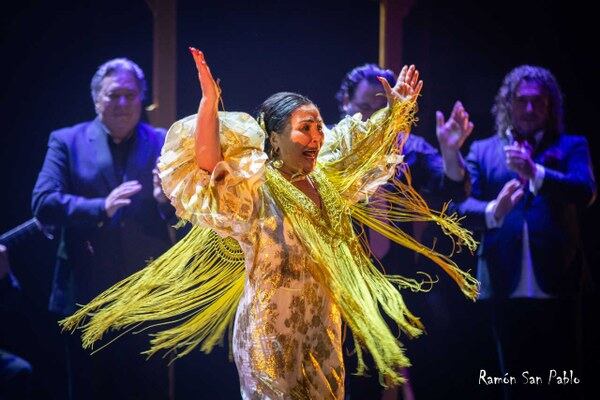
[32,58,173,399]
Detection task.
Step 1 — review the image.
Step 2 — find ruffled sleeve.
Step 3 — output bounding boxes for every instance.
[318,97,417,203]
[158,111,267,238]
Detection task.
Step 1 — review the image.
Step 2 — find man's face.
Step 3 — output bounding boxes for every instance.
[95,70,142,141]
[511,80,549,137]
[344,79,387,121]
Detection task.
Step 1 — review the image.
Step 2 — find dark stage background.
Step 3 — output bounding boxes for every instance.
[0,0,597,399]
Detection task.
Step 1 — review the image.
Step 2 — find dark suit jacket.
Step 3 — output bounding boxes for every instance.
[458,133,596,298]
[32,118,175,315]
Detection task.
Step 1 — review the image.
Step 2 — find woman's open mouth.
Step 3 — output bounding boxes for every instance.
[302,148,318,160]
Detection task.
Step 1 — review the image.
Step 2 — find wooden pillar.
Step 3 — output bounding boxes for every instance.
[145,0,177,129]
[144,5,178,398]
[379,0,414,72]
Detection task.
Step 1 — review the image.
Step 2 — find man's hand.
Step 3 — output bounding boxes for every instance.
[435,100,474,181]
[104,180,142,218]
[436,100,474,153]
[493,179,524,221]
[153,168,169,204]
[504,143,536,181]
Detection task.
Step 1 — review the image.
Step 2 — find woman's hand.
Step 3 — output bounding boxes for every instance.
[378,64,423,104]
[190,47,221,109]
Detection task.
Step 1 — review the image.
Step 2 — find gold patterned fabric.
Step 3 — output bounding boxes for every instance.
[61,100,478,400]
[162,112,355,399]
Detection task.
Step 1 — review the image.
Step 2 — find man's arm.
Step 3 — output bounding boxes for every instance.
[436,101,474,183]
[454,141,490,231]
[539,136,596,207]
[32,131,107,228]
[456,141,524,232]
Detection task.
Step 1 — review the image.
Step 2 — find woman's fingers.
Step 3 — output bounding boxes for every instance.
[402,79,422,98]
[410,68,419,89]
[198,51,217,83]
[189,47,204,72]
[189,47,220,100]
[394,65,411,92]
[378,76,394,101]
[393,65,422,99]
[397,65,408,87]
[413,79,423,97]
[189,48,210,80]
[398,65,415,89]
[381,71,422,103]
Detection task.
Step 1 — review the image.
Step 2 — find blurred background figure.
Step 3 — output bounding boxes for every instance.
[454,65,596,400]
[1,244,32,400]
[31,58,175,400]
[335,63,473,400]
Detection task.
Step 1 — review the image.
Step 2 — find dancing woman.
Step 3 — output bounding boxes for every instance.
[63,49,477,399]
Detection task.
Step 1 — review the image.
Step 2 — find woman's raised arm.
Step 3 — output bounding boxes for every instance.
[190,48,223,172]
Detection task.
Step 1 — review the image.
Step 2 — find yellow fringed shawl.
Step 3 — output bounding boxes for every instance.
[60,97,478,386]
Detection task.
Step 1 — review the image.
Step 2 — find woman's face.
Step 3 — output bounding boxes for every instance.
[271,103,324,176]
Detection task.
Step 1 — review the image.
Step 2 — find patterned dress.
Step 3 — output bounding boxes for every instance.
[159,111,399,399]
[232,188,345,399]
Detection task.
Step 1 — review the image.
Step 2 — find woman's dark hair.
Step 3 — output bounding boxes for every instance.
[258,92,314,157]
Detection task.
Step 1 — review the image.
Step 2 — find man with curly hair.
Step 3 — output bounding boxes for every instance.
[456,65,596,399]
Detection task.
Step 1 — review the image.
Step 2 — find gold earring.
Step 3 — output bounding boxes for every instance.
[270,147,283,169]
[272,159,283,169]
